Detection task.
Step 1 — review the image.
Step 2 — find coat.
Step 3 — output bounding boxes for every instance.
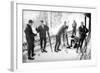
[79,25,88,39]
[57,25,68,37]
[24,24,37,44]
[36,25,49,38]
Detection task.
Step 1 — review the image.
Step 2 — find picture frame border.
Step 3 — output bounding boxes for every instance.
[11,1,97,71]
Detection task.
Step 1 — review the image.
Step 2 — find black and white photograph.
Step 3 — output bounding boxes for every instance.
[10,1,97,71]
[22,10,91,63]
[0,0,99,72]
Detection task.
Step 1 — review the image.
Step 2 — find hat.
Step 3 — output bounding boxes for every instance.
[28,20,33,23]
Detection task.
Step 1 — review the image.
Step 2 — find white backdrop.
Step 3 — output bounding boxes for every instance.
[0,0,100,73]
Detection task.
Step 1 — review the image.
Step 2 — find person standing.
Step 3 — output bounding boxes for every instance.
[72,20,77,36]
[24,20,37,60]
[63,21,70,47]
[55,21,69,52]
[79,22,88,53]
[36,20,49,53]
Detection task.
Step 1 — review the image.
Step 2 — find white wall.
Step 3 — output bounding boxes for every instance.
[0,0,100,73]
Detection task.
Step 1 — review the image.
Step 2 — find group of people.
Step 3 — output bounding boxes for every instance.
[69,21,89,53]
[25,20,49,60]
[24,19,89,60]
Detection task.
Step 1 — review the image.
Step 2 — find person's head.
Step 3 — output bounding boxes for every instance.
[40,20,44,25]
[73,20,76,23]
[64,21,67,27]
[81,21,84,27]
[28,20,33,26]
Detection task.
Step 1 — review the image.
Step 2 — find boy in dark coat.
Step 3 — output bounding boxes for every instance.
[79,22,88,53]
[36,20,49,53]
[24,20,37,60]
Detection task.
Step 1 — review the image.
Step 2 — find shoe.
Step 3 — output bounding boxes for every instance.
[54,49,58,52]
[57,49,61,51]
[43,50,47,53]
[67,46,71,48]
[32,53,36,57]
[28,57,35,60]
[71,35,75,38]
[41,49,44,53]
[41,48,43,53]
[55,50,59,52]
